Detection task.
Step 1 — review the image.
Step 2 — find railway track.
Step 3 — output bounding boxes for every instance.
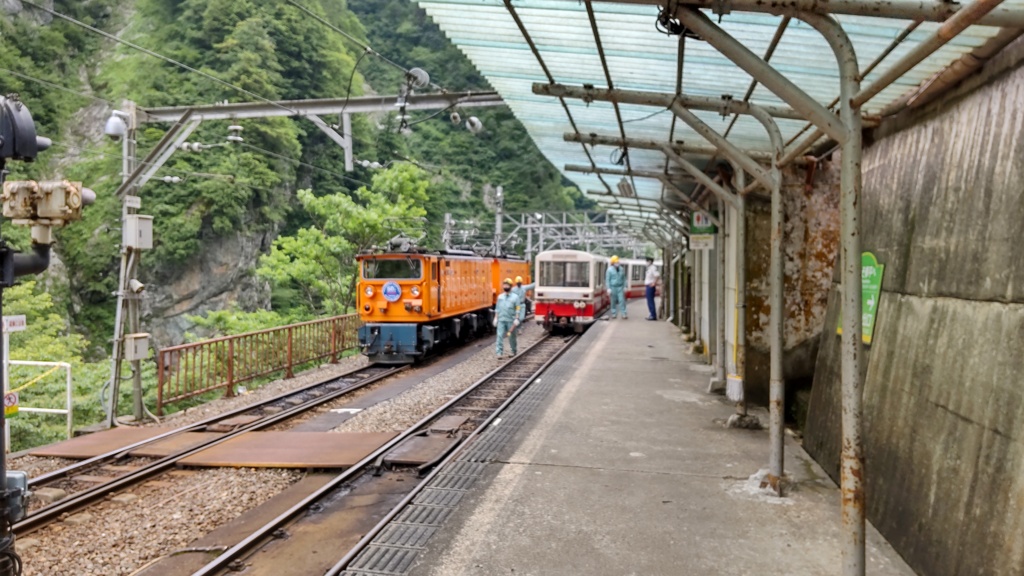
[162,334,576,576]
[15,364,403,536]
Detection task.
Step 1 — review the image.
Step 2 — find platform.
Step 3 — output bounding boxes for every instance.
[344,300,916,576]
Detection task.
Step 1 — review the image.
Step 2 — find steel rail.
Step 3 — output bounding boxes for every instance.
[324,335,577,575]
[192,334,567,576]
[27,364,393,488]
[15,365,404,535]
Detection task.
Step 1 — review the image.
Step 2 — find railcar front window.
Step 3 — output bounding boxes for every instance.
[540,261,590,287]
[363,258,422,279]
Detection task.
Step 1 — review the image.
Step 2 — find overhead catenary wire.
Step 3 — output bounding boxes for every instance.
[0,66,112,105]
[285,0,445,92]
[237,142,372,189]
[47,140,237,181]
[20,0,297,116]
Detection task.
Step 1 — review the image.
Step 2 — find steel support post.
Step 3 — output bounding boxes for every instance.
[714,197,727,388]
[308,114,354,172]
[669,4,791,498]
[733,168,747,414]
[795,12,865,574]
[693,250,701,341]
[767,150,785,494]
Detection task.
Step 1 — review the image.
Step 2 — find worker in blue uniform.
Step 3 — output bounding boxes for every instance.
[511,275,535,324]
[494,278,521,357]
[606,255,628,319]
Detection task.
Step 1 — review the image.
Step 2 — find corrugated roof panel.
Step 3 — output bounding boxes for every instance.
[419,0,1017,231]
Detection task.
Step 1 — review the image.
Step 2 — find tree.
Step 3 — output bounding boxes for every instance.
[258,163,429,315]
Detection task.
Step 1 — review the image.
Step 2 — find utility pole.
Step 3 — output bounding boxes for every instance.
[493,185,503,257]
[442,213,453,251]
[104,101,153,427]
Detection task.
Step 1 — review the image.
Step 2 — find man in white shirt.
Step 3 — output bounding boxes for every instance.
[644,256,661,321]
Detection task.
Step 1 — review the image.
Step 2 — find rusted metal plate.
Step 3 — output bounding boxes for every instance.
[385,435,459,466]
[209,473,413,576]
[178,431,398,468]
[133,473,337,576]
[206,414,262,432]
[128,432,225,458]
[428,415,468,434]
[29,427,168,458]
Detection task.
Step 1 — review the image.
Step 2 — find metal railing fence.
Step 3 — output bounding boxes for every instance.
[156,315,361,414]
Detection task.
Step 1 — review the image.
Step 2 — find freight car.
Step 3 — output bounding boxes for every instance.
[356,249,530,364]
[533,249,610,333]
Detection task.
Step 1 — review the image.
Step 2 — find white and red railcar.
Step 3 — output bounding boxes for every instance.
[621,258,663,299]
[533,250,610,333]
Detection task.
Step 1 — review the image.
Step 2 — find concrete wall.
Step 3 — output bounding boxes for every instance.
[804,51,1024,576]
[743,162,840,405]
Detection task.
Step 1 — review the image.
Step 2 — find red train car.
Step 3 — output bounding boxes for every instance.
[533,249,610,333]
[621,258,662,298]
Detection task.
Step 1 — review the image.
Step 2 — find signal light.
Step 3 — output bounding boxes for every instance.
[0,95,49,162]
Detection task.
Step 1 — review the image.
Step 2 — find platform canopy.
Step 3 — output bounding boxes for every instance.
[415,0,1023,239]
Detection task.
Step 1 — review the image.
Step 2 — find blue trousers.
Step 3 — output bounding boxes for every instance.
[610,288,626,318]
[646,285,657,319]
[496,319,517,355]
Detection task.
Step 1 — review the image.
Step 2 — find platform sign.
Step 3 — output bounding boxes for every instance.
[690,212,717,251]
[4,392,18,418]
[689,235,715,250]
[2,316,26,333]
[837,252,885,344]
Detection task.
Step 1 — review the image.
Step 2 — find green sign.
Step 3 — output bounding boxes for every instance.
[691,211,717,234]
[837,252,885,345]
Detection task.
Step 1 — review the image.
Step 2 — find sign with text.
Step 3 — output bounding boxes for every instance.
[689,235,715,250]
[837,252,885,345]
[2,315,26,333]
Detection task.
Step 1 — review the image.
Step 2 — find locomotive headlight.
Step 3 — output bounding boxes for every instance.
[364,286,375,297]
[410,286,421,297]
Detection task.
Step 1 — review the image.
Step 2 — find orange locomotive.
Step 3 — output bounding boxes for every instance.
[356,249,530,364]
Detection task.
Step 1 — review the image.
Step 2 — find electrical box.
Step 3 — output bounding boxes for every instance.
[123,214,153,250]
[124,333,150,361]
[5,471,28,522]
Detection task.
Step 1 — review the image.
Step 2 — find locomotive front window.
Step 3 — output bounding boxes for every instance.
[363,258,423,279]
[540,261,590,288]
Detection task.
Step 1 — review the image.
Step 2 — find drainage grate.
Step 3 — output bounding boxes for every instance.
[345,327,604,575]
